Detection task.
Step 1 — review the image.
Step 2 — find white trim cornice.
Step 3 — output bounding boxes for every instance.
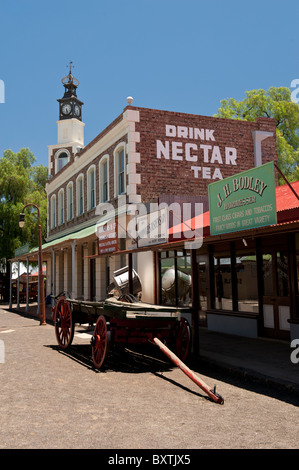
[47,112,130,193]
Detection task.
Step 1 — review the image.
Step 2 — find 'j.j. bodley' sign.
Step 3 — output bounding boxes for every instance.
[208,161,277,236]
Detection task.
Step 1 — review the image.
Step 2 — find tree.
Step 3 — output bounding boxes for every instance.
[0,148,48,300]
[214,87,299,184]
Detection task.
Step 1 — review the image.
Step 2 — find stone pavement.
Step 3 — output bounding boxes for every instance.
[6,302,299,396]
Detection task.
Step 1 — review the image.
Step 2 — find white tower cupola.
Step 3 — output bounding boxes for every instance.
[56,62,85,147]
[48,62,85,178]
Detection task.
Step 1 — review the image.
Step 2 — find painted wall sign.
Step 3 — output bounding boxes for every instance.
[97,221,118,255]
[208,162,277,235]
[156,124,238,180]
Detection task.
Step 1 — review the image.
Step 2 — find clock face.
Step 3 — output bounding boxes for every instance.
[74,104,81,117]
[62,103,71,115]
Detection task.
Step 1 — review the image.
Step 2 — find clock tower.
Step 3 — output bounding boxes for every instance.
[58,63,84,121]
[48,63,85,177]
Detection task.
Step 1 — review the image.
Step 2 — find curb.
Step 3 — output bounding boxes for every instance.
[198,353,299,396]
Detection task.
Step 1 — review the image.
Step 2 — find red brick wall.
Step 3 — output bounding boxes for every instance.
[133,107,277,203]
[47,106,278,238]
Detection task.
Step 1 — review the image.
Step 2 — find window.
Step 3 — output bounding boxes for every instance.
[99,156,109,203]
[67,183,73,221]
[235,249,258,313]
[196,248,209,325]
[118,149,125,194]
[87,166,96,210]
[211,241,259,313]
[159,250,191,307]
[76,175,84,216]
[58,189,64,225]
[114,145,126,196]
[55,150,69,173]
[213,251,232,310]
[50,195,56,229]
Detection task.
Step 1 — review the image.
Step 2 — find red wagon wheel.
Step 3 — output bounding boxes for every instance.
[91,315,110,369]
[54,296,74,350]
[174,317,191,362]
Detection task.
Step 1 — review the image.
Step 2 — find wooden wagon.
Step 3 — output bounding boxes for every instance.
[52,295,192,369]
[51,265,224,404]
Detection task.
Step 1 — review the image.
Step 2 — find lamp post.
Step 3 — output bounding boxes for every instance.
[19,204,46,325]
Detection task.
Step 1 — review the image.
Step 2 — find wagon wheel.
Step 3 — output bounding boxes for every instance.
[91,315,111,369]
[54,296,74,350]
[174,317,191,362]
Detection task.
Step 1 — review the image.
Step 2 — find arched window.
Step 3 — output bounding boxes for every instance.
[58,153,68,171]
[55,149,70,173]
[58,189,64,225]
[118,148,125,194]
[76,174,84,216]
[50,195,56,229]
[99,155,109,203]
[87,166,96,210]
[67,182,73,221]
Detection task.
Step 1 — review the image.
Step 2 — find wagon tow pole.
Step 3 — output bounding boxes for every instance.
[153,337,224,405]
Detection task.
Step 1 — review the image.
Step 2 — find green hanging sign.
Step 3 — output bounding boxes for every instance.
[208,162,277,236]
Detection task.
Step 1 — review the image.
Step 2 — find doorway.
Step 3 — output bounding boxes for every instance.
[262,249,290,339]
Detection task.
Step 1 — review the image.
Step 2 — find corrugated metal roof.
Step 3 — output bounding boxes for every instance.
[169,181,299,238]
[275,180,299,212]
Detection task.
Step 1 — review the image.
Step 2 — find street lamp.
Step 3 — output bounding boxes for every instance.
[19,204,46,325]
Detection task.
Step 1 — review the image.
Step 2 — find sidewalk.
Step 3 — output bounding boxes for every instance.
[7,302,54,322]
[5,302,299,395]
[197,327,299,394]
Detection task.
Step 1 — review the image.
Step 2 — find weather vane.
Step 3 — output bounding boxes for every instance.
[62,61,79,87]
[67,61,74,75]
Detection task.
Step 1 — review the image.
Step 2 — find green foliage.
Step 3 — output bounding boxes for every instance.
[0,148,48,266]
[215,87,299,184]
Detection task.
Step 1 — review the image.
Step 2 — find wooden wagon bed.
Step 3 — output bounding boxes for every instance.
[52,294,192,369]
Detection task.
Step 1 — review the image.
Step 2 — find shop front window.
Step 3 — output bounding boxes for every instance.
[176,252,192,307]
[235,251,258,313]
[262,254,274,297]
[197,251,208,325]
[159,250,191,307]
[214,255,232,310]
[277,251,289,297]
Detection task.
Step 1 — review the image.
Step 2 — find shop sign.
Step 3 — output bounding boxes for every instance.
[136,208,168,248]
[97,221,118,255]
[208,162,277,236]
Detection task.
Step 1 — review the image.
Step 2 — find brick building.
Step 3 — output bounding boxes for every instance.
[10,70,299,343]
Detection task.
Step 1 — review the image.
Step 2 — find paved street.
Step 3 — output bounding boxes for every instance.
[0,306,298,450]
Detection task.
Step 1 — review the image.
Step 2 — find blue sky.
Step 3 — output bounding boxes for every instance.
[0,0,298,168]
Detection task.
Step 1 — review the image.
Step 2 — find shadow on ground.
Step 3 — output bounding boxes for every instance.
[46,341,299,407]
